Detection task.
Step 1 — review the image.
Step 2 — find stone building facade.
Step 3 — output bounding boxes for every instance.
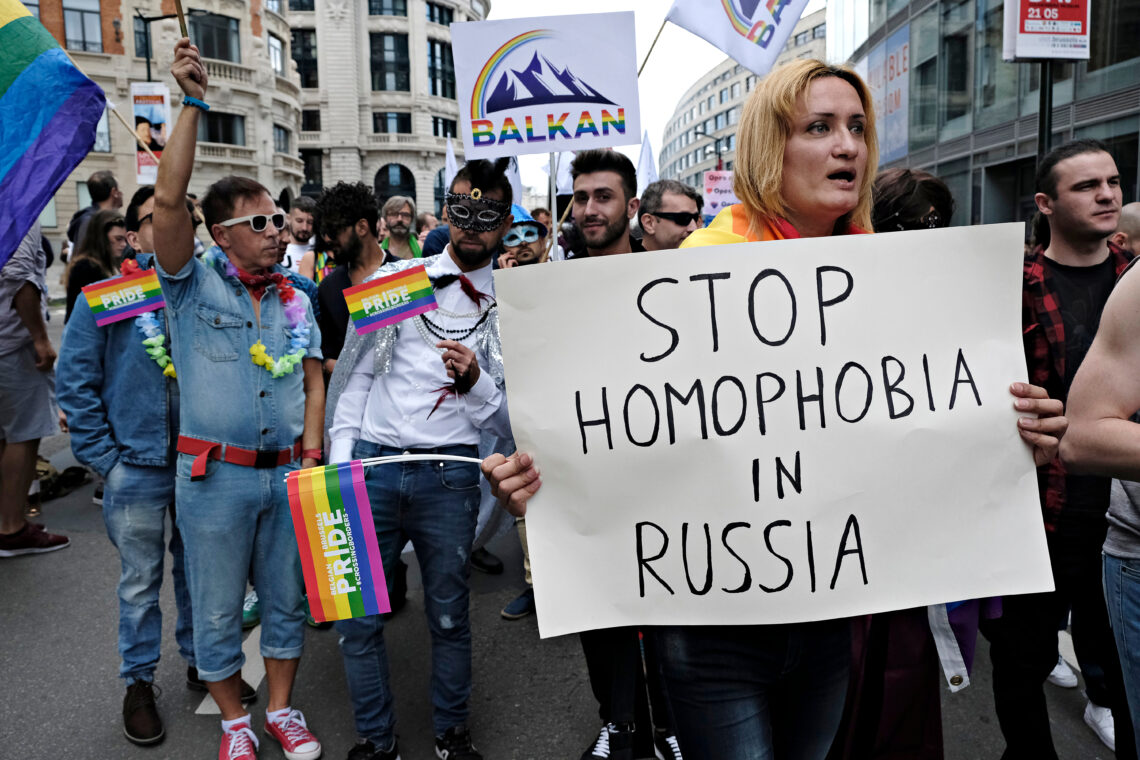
[286,0,489,213]
[33,0,304,249]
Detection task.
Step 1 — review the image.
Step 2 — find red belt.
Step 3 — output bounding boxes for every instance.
[178,435,302,481]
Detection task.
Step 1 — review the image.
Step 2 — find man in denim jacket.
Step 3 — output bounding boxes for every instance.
[58,186,255,747]
[151,39,325,760]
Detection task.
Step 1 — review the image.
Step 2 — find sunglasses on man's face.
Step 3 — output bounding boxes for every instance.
[218,213,287,233]
[651,210,702,227]
[502,226,541,247]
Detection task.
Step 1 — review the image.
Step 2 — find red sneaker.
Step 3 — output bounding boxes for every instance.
[266,708,321,760]
[219,724,258,760]
[0,522,70,557]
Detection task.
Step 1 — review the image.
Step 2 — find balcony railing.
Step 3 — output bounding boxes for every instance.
[205,59,254,86]
[198,143,257,164]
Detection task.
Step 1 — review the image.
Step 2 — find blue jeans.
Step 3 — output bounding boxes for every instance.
[335,441,480,744]
[103,462,193,683]
[174,454,306,681]
[652,620,851,760]
[1104,552,1140,758]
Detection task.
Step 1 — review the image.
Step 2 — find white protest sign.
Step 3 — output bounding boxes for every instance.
[130,82,170,185]
[451,12,640,159]
[1003,0,1090,61]
[702,171,740,222]
[494,223,1053,638]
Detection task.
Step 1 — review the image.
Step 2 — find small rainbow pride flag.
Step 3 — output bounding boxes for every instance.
[343,265,437,335]
[81,269,165,326]
[1,0,105,265]
[286,461,390,622]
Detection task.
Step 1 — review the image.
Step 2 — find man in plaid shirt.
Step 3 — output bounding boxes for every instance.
[982,139,1133,759]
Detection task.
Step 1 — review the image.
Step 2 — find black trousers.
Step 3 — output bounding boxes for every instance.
[580,626,668,754]
[980,526,1135,760]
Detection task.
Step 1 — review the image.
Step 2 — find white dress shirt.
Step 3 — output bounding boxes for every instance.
[329,248,509,462]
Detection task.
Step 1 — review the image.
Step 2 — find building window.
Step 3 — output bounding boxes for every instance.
[375,163,417,205]
[719,88,728,103]
[428,40,455,98]
[730,82,741,99]
[909,3,939,151]
[434,168,447,215]
[94,107,110,152]
[426,2,453,25]
[302,110,321,131]
[370,33,410,91]
[795,31,810,46]
[813,23,826,38]
[265,0,282,13]
[301,149,322,187]
[714,111,727,130]
[373,112,412,133]
[268,34,286,76]
[746,75,756,91]
[432,116,457,137]
[289,0,315,10]
[197,112,246,145]
[369,0,406,15]
[975,0,1017,129]
[273,124,290,153]
[190,13,241,63]
[728,106,740,125]
[134,17,150,58]
[64,0,102,52]
[1079,0,1140,96]
[939,0,974,141]
[292,29,318,88]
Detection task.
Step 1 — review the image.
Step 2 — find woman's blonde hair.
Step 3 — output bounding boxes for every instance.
[733,58,878,235]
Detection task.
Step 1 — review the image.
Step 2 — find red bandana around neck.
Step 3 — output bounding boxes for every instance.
[234,268,288,302]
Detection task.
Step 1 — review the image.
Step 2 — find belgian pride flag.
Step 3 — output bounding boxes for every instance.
[0,0,105,267]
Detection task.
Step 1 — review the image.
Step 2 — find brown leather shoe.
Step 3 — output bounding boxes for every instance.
[123,681,164,745]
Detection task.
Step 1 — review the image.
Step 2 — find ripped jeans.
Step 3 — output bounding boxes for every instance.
[335,441,480,744]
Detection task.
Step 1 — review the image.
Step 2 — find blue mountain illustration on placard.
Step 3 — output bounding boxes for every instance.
[485,51,616,114]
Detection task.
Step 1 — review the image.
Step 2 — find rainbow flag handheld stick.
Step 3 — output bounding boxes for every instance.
[285,454,483,622]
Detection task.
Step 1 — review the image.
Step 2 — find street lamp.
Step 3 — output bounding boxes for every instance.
[692,127,723,171]
[136,7,208,82]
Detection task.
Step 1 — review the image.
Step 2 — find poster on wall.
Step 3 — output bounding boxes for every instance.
[1002,0,1090,61]
[452,12,641,159]
[860,24,909,165]
[130,82,170,184]
[702,170,739,224]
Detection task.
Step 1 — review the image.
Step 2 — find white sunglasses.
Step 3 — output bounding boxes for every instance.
[218,213,287,233]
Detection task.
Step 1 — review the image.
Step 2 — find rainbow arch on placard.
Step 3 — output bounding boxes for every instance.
[720,0,765,43]
[470,29,553,120]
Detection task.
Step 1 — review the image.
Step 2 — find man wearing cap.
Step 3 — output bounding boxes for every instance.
[498,204,549,268]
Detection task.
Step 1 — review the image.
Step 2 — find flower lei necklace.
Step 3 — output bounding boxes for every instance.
[120,259,176,378]
[203,247,310,378]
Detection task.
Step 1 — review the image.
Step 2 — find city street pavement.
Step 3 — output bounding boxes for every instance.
[0,258,1115,759]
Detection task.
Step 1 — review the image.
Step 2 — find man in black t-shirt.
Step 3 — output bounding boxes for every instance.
[313,183,396,376]
[983,139,1133,759]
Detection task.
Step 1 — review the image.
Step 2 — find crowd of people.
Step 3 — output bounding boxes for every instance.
[1,34,1140,760]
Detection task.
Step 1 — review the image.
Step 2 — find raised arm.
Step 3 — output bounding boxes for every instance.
[1061,267,1140,479]
[154,38,208,275]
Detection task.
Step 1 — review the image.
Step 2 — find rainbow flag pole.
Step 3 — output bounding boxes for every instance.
[0,0,106,266]
[285,455,483,622]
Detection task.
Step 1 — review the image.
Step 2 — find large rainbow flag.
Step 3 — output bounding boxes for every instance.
[286,461,391,622]
[0,0,105,266]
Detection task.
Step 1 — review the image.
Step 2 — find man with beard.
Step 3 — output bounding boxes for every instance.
[314,183,397,376]
[325,159,514,760]
[569,150,641,259]
[497,205,548,268]
[379,195,422,260]
[282,196,315,275]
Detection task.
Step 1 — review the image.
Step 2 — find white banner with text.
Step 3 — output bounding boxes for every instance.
[495,224,1053,638]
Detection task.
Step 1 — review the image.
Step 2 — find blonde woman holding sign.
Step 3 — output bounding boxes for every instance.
[484,59,1067,759]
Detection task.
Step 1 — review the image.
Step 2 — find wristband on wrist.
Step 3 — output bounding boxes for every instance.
[183,95,210,111]
[302,449,323,463]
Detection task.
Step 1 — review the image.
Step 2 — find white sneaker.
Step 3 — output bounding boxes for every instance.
[1084,701,1115,751]
[1047,655,1078,688]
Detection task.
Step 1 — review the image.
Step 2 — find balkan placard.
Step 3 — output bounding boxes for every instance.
[1003,0,1090,60]
[702,171,740,224]
[494,224,1053,638]
[130,82,170,184]
[452,12,640,159]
